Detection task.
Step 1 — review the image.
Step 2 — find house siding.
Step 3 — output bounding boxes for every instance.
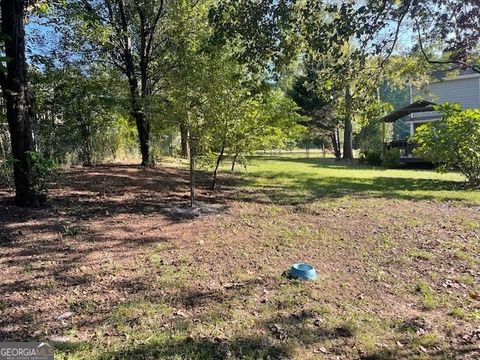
[410,76,480,122]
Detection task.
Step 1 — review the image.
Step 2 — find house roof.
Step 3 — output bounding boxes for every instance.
[430,65,480,80]
[381,100,437,123]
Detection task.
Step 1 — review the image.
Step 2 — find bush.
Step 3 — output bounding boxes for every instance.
[412,104,480,186]
[383,148,401,169]
[364,150,382,166]
[0,156,15,188]
[358,153,366,164]
[26,151,57,194]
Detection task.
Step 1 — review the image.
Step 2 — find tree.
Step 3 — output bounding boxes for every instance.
[324,1,480,73]
[288,67,342,159]
[298,1,391,161]
[59,0,169,166]
[0,0,42,206]
[413,104,480,186]
[209,0,299,77]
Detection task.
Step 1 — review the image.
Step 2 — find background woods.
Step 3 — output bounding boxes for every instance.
[0,0,479,205]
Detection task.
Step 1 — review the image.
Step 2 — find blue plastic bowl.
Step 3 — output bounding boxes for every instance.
[290,263,317,281]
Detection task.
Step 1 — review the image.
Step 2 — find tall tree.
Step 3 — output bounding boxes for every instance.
[288,67,343,159]
[62,0,169,166]
[0,0,41,206]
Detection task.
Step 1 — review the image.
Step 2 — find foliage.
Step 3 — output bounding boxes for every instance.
[288,66,338,146]
[413,104,480,186]
[30,64,134,165]
[26,151,57,194]
[0,155,15,188]
[208,0,299,77]
[0,150,58,194]
[383,148,401,169]
[355,118,383,154]
[363,150,382,166]
[162,0,306,190]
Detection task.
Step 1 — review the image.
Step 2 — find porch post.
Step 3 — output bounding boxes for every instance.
[382,121,386,156]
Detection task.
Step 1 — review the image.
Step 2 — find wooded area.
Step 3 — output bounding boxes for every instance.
[1,0,479,206]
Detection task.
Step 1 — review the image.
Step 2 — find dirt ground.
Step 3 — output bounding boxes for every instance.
[0,164,479,359]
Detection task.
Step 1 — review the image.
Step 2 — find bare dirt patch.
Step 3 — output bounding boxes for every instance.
[0,164,479,359]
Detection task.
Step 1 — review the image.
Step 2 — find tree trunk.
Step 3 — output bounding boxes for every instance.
[180,123,189,158]
[122,27,153,167]
[330,129,341,160]
[212,143,225,191]
[80,120,93,166]
[231,152,238,171]
[188,127,195,207]
[0,0,40,206]
[343,84,354,160]
[0,131,6,161]
[131,109,152,166]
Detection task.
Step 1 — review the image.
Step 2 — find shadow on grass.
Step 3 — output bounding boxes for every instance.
[55,323,479,360]
[251,155,436,170]
[238,169,473,205]
[53,276,480,360]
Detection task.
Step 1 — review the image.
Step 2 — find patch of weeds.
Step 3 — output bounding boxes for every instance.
[359,348,399,360]
[356,332,379,355]
[68,299,96,314]
[155,242,176,252]
[23,264,33,274]
[428,271,441,282]
[109,299,172,328]
[415,282,438,310]
[311,304,333,316]
[42,278,59,290]
[473,309,480,320]
[379,234,393,249]
[369,269,389,283]
[273,283,311,310]
[449,307,479,321]
[0,300,7,311]
[453,274,475,286]
[453,250,474,264]
[412,331,443,351]
[459,219,479,231]
[406,218,424,228]
[336,318,360,337]
[276,228,296,247]
[396,255,410,265]
[408,249,434,261]
[264,205,286,216]
[148,253,162,267]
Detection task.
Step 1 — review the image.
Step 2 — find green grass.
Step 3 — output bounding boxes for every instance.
[230,153,480,204]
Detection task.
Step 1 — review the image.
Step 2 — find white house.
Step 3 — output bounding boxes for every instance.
[381,66,480,161]
[408,68,480,136]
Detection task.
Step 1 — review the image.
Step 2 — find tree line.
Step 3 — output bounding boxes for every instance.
[0,0,478,206]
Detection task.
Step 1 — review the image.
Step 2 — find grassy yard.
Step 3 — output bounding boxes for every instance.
[0,154,479,359]
[239,153,480,204]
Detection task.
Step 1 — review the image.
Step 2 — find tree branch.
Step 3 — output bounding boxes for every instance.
[415,19,480,74]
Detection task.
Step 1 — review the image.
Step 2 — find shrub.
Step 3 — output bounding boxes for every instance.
[358,153,366,164]
[0,156,15,188]
[412,104,480,186]
[26,151,57,194]
[383,148,401,169]
[364,150,382,166]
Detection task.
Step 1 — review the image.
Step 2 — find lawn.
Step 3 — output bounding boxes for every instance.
[240,153,480,204]
[0,154,479,359]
